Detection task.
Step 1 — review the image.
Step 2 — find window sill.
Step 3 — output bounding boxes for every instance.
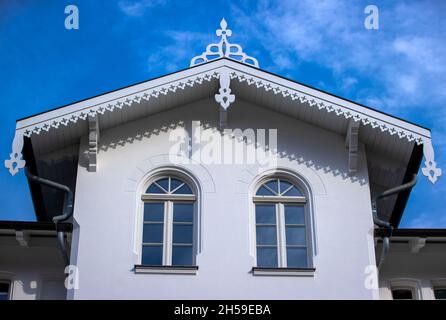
[252,267,315,277]
[134,265,198,275]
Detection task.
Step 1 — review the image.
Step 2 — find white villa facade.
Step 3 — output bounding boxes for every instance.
[1,20,445,300]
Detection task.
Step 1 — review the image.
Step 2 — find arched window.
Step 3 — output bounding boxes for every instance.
[253,177,311,268]
[141,176,196,266]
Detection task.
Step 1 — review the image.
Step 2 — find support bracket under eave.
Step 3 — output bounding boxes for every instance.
[4,129,26,176]
[215,68,235,130]
[346,120,360,174]
[88,115,99,172]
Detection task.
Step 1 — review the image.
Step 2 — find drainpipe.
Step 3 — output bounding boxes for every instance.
[372,174,417,270]
[25,168,74,266]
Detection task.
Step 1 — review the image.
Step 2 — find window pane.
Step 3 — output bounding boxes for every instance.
[286,226,306,246]
[143,224,163,243]
[146,183,165,194]
[173,203,193,222]
[141,246,163,265]
[173,183,193,194]
[0,283,9,300]
[173,224,193,244]
[286,247,308,268]
[170,178,184,191]
[434,289,446,300]
[265,180,279,194]
[144,203,164,221]
[392,289,413,300]
[256,186,275,196]
[257,247,278,267]
[283,186,303,196]
[279,180,292,195]
[172,245,193,266]
[255,204,276,224]
[256,226,277,245]
[284,205,305,225]
[156,178,169,192]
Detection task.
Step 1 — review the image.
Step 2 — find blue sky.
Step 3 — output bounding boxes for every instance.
[0,0,445,227]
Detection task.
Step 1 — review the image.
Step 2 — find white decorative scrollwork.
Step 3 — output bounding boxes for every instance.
[215,68,235,110]
[227,70,441,184]
[190,18,259,68]
[421,139,442,184]
[5,131,26,176]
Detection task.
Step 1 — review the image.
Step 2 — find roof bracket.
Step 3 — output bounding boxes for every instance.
[4,130,26,176]
[421,138,442,184]
[346,120,360,174]
[219,107,228,130]
[15,230,30,247]
[88,115,99,172]
[409,237,426,253]
[215,68,235,111]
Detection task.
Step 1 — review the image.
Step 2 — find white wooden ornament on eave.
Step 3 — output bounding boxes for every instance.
[3,19,442,185]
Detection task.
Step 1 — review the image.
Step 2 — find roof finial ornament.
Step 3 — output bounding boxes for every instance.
[190,18,259,68]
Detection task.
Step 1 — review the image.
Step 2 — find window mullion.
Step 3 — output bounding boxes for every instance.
[164,201,174,265]
[276,203,287,268]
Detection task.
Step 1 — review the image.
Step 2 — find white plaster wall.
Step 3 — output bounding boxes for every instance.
[69,98,377,299]
[0,237,67,300]
[378,243,446,300]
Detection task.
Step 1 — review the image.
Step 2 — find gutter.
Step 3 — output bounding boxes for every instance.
[372,174,417,270]
[25,168,74,266]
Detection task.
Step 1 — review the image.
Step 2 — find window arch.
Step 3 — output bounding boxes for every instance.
[140,175,197,266]
[253,177,312,269]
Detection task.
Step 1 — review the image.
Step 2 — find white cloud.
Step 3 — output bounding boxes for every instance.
[405,212,446,228]
[118,0,167,17]
[231,0,446,115]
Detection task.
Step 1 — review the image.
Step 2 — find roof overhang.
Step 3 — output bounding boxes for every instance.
[3,58,441,224]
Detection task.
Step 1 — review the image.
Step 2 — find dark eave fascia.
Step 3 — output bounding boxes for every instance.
[389,143,424,227]
[0,220,72,232]
[375,228,446,238]
[15,58,430,132]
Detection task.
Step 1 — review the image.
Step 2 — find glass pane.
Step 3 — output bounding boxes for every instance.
[0,293,8,301]
[256,247,278,267]
[173,203,193,222]
[170,178,184,191]
[392,289,413,300]
[284,205,305,224]
[283,186,302,196]
[279,180,293,195]
[141,246,163,265]
[173,224,193,244]
[256,186,275,196]
[173,183,193,194]
[172,245,193,266]
[156,178,169,192]
[256,226,277,245]
[265,180,279,194]
[434,289,446,300]
[146,183,165,194]
[286,226,306,245]
[143,224,163,243]
[144,203,164,222]
[255,204,276,224]
[286,247,308,268]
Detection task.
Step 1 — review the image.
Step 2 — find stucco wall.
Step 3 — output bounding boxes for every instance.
[68,97,377,299]
[0,237,67,300]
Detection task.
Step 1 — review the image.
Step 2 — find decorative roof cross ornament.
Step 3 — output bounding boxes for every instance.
[190,18,259,68]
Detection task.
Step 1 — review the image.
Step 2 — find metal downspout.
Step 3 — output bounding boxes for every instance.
[372,174,417,270]
[25,168,74,266]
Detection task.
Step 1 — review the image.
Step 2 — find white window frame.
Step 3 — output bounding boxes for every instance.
[253,177,313,269]
[139,174,197,268]
[388,279,422,300]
